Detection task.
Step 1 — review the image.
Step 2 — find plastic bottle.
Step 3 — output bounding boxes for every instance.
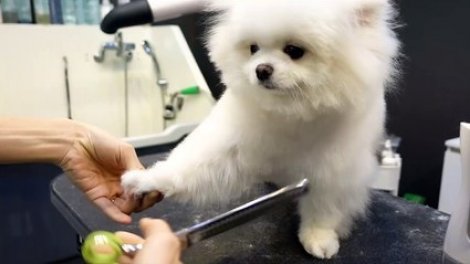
[48,0,63,24]
[61,0,76,24]
[74,0,85,24]
[0,4,3,23]
[1,0,18,23]
[84,0,101,24]
[16,0,33,23]
[381,139,399,166]
[443,123,470,263]
[33,0,50,24]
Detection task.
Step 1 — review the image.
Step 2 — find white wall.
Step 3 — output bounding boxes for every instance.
[0,24,214,139]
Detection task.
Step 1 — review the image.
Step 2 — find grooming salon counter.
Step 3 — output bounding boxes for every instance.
[51,152,449,264]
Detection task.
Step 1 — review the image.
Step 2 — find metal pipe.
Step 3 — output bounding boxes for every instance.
[63,56,72,119]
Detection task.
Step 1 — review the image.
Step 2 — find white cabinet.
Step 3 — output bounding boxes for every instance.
[439,138,461,214]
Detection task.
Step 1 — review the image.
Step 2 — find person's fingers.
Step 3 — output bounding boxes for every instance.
[134,219,181,264]
[115,231,144,243]
[134,191,163,212]
[117,191,163,214]
[117,254,133,264]
[136,232,181,264]
[120,144,145,170]
[140,218,173,236]
[113,195,140,215]
[94,197,132,224]
[142,191,163,208]
[115,232,144,264]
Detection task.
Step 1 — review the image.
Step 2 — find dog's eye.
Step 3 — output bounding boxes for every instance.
[283,45,305,60]
[250,44,259,55]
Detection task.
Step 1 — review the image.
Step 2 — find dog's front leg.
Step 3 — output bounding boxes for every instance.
[297,190,341,259]
[121,147,245,204]
[297,174,370,259]
[121,114,250,204]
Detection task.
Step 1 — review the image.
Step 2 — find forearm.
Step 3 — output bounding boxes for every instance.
[0,117,86,165]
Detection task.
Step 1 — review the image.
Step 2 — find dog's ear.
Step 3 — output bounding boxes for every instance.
[354,0,392,27]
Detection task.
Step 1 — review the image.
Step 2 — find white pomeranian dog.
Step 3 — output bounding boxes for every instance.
[122,0,399,259]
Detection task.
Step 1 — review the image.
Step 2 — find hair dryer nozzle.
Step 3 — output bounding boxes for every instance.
[100,1,153,34]
[100,0,207,34]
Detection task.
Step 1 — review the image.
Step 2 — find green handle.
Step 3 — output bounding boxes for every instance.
[180,85,200,95]
[403,193,426,204]
[81,231,124,264]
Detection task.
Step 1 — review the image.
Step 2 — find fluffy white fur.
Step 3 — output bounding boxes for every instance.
[122,0,399,259]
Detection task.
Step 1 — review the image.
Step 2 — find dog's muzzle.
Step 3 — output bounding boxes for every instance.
[256,64,276,89]
[256,64,274,81]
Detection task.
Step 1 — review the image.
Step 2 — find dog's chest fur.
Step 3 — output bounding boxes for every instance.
[217,93,352,184]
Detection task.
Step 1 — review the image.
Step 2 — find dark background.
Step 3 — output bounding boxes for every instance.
[386,0,470,207]
[1,0,470,263]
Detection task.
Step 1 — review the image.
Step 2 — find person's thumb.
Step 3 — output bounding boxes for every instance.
[119,143,144,170]
[140,218,173,237]
[134,219,182,264]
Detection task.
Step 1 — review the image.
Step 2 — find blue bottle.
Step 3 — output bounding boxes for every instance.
[49,0,63,24]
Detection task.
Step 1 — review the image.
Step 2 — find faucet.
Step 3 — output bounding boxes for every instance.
[142,40,168,90]
[142,40,183,125]
[93,32,136,137]
[164,92,184,120]
[94,32,136,62]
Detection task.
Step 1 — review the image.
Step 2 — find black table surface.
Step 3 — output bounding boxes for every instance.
[51,152,450,264]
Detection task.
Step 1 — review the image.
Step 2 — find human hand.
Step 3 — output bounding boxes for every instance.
[59,123,162,223]
[116,218,182,264]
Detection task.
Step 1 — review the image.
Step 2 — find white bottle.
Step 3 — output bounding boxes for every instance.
[443,122,470,263]
[101,0,113,19]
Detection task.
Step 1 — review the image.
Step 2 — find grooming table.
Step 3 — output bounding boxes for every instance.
[51,152,449,264]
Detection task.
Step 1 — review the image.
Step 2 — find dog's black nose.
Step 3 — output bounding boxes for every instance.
[256,64,274,81]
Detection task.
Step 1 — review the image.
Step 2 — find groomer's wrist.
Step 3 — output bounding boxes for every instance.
[0,117,87,164]
[53,118,90,166]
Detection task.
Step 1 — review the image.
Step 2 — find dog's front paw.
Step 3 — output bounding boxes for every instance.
[121,164,175,197]
[121,170,154,195]
[299,227,339,259]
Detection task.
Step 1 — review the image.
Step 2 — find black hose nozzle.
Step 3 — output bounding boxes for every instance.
[100,1,154,34]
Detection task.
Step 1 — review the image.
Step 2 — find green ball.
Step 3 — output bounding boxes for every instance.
[81,231,123,264]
